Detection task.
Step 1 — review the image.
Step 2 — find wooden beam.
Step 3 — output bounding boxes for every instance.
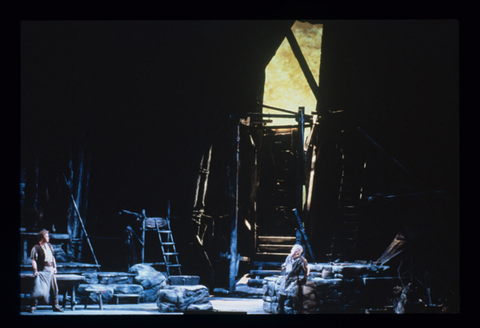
[229,123,240,292]
[285,28,320,103]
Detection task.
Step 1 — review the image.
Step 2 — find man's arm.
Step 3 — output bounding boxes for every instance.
[31,258,38,276]
[53,256,57,274]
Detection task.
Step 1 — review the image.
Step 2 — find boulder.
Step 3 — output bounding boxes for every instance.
[112,284,144,294]
[139,288,161,303]
[128,264,161,283]
[78,284,115,303]
[140,271,167,290]
[97,272,136,284]
[157,285,212,313]
[83,273,99,284]
[263,300,279,314]
[52,244,69,262]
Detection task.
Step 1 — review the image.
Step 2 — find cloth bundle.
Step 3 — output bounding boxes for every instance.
[31,271,54,303]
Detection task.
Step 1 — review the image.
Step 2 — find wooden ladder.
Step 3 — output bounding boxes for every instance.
[156,219,182,276]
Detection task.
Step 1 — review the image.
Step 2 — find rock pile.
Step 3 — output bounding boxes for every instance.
[262,276,343,314]
[128,264,168,302]
[262,262,391,314]
[157,285,213,313]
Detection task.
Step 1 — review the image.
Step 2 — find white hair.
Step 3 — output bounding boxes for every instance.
[291,244,303,254]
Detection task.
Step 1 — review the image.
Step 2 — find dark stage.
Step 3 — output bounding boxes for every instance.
[18,20,459,315]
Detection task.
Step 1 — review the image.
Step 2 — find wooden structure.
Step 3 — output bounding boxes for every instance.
[123,207,182,276]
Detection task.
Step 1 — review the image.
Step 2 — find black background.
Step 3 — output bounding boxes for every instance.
[19,20,460,307]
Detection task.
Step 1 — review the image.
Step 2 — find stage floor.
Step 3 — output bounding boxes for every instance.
[19,297,269,315]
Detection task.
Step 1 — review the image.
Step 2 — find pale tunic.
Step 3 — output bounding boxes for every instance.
[30,244,58,303]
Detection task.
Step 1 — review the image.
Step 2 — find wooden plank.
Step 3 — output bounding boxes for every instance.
[257,236,296,244]
[250,269,281,276]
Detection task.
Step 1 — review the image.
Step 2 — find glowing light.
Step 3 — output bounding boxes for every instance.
[263,21,323,127]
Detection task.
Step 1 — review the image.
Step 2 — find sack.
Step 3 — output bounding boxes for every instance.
[32,272,52,303]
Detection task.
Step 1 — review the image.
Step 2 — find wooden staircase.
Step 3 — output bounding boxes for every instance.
[327,130,365,261]
[249,235,295,286]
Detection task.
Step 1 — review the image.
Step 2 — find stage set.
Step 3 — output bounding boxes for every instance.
[19,20,459,315]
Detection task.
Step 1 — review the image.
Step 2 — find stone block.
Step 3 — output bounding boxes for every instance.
[128,264,158,283]
[140,271,167,290]
[139,288,161,303]
[156,285,212,313]
[83,273,99,284]
[97,272,136,284]
[263,300,279,314]
[78,284,115,303]
[112,284,144,294]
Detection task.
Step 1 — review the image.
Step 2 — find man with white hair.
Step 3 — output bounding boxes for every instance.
[277,244,310,314]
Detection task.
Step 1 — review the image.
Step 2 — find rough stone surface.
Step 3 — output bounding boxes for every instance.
[83,272,99,284]
[139,288,161,303]
[128,264,159,283]
[97,272,136,285]
[52,244,69,262]
[140,271,167,290]
[157,285,213,313]
[262,276,319,314]
[78,284,115,303]
[128,264,168,303]
[112,284,144,294]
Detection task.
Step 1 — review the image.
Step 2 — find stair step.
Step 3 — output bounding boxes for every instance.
[258,245,293,252]
[144,262,167,266]
[251,261,283,268]
[256,252,290,256]
[250,269,282,276]
[258,236,296,244]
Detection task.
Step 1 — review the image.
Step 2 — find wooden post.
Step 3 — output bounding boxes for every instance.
[292,208,315,263]
[141,209,146,263]
[63,173,99,267]
[229,122,240,292]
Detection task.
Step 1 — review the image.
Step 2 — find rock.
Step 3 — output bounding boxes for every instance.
[157,285,212,313]
[311,277,343,286]
[78,284,115,303]
[97,272,136,284]
[83,273,99,284]
[140,271,167,290]
[52,244,69,262]
[139,288,161,303]
[263,300,279,314]
[186,302,214,312]
[128,264,158,282]
[112,284,144,294]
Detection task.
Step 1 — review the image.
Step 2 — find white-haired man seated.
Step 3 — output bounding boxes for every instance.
[277,244,310,314]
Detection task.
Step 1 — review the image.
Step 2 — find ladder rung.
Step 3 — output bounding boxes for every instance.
[162,242,175,245]
[158,230,172,233]
[163,252,178,256]
[144,262,166,266]
[167,264,182,267]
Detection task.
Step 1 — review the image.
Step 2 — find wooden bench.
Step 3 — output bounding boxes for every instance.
[113,293,140,305]
[84,287,107,310]
[20,273,85,311]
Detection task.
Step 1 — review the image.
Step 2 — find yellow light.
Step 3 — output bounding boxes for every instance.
[263,21,323,127]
